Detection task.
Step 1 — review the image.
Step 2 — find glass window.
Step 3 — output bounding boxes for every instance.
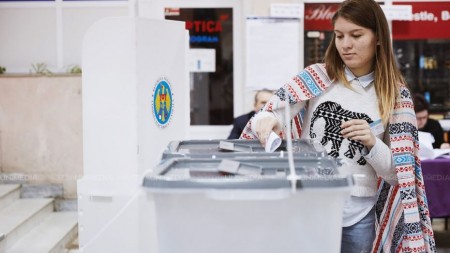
[394,40,450,112]
[165,8,234,125]
[303,3,339,67]
[393,1,450,114]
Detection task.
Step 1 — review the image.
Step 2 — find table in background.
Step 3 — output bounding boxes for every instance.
[439,120,450,132]
[421,157,450,230]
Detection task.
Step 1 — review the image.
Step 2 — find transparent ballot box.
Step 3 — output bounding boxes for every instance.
[143,156,352,253]
[162,138,327,160]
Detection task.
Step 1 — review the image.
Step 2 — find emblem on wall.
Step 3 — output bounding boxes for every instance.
[152,77,174,128]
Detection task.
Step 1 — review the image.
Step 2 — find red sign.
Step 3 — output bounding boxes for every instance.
[304,3,340,31]
[393,2,450,40]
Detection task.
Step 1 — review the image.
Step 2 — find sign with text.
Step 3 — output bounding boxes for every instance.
[188,49,216,73]
[164,8,234,125]
[270,3,304,18]
[393,2,450,39]
[380,5,413,21]
[304,2,450,40]
[246,17,300,90]
[304,3,340,31]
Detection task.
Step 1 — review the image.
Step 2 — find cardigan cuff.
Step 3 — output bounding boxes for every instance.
[364,138,398,185]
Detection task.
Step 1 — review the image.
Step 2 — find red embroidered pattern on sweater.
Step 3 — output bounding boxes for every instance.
[294,116,302,135]
[241,133,252,139]
[373,185,400,252]
[391,135,414,142]
[287,83,301,101]
[400,181,416,187]
[392,146,414,153]
[394,101,414,109]
[402,245,426,252]
[396,166,414,173]
[405,235,425,241]
[403,202,418,209]
[293,76,313,98]
[306,66,327,90]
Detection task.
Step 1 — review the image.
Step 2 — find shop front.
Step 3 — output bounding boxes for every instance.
[303,1,450,116]
[392,1,450,116]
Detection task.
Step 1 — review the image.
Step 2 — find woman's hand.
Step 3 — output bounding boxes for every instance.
[253,116,282,146]
[340,119,377,150]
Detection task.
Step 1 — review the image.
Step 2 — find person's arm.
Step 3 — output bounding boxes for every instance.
[229,113,252,139]
[241,64,332,142]
[429,119,445,148]
[340,119,398,185]
[363,136,397,186]
[249,95,306,144]
[227,122,242,139]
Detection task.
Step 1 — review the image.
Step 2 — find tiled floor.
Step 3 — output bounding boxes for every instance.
[433,218,450,253]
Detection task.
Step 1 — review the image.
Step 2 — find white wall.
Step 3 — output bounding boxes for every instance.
[0,75,82,198]
[1,0,318,141]
[0,1,129,73]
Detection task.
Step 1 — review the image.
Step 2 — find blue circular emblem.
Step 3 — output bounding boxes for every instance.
[152,78,173,128]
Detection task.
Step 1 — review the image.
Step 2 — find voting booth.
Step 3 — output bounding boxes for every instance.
[78,14,351,253]
[78,17,189,252]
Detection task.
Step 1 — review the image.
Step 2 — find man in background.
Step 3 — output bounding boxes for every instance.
[227,89,273,139]
[413,93,450,149]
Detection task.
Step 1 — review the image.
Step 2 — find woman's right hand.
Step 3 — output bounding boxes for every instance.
[253,116,282,146]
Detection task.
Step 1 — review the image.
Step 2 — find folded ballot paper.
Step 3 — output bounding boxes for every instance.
[265,131,282,153]
[418,131,450,160]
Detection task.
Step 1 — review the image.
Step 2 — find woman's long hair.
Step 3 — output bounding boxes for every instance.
[324,0,405,125]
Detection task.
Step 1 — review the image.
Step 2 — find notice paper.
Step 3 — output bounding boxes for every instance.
[418,131,450,159]
[246,17,300,90]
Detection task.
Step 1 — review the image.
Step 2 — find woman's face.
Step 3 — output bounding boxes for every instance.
[334,17,377,77]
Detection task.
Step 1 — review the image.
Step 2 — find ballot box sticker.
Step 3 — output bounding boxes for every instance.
[152,77,174,128]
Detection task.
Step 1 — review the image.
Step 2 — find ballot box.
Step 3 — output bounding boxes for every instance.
[143,155,351,253]
[161,138,328,160]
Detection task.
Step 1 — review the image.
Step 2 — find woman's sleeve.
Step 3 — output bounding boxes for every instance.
[363,129,398,185]
[240,64,332,139]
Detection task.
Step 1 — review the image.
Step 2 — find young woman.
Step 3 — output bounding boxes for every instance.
[240,0,436,252]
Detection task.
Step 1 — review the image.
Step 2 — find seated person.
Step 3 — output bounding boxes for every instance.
[227,89,273,139]
[413,93,450,149]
